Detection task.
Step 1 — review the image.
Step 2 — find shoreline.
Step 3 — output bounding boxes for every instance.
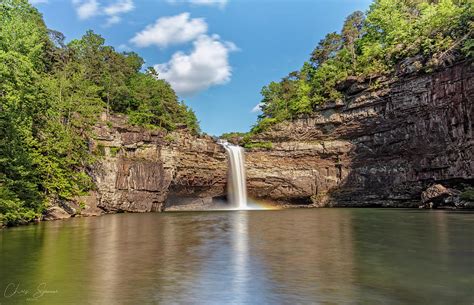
[3,202,473,230]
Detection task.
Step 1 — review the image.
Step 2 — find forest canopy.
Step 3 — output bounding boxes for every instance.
[0,0,199,226]
[253,0,473,133]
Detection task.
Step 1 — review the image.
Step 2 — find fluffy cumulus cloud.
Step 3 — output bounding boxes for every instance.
[154,35,237,96]
[104,0,134,26]
[72,0,100,20]
[167,0,228,8]
[130,13,207,48]
[131,12,237,96]
[72,0,134,25]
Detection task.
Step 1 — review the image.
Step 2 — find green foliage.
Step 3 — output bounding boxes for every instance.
[243,141,273,150]
[251,117,279,133]
[164,134,176,143]
[220,132,247,140]
[310,32,343,68]
[93,143,106,157]
[109,147,120,157]
[253,0,472,133]
[342,11,365,70]
[0,1,201,225]
[126,70,200,134]
[0,0,49,68]
[460,187,474,201]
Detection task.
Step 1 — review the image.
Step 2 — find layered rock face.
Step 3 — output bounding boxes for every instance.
[246,61,473,207]
[76,61,472,213]
[92,115,226,212]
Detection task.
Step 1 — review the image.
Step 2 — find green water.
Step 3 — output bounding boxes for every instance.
[0,209,473,304]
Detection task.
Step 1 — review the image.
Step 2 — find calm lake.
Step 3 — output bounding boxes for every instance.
[1,209,473,305]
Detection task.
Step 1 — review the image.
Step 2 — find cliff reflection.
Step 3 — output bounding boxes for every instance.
[246,209,356,303]
[1,209,472,305]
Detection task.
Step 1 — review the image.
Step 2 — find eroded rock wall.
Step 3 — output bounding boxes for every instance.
[246,61,473,207]
[92,115,226,212]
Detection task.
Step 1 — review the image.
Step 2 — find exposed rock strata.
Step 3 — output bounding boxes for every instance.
[91,115,226,212]
[246,61,473,207]
[59,61,472,214]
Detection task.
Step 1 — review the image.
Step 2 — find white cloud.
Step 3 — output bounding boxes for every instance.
[105,15,121,26]
[251,103,263,113]
[72,0,134,25]
[73,0,100,20]
[154,34,237,96]
[30,0,48,4]
[132,12,237,95]
[189,0,227,8]
[104,0,134,15]
[167,0,228,8]
[130,13,207,48]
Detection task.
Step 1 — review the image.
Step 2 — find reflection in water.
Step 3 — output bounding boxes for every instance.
[0,209,473,304]
[232,212,249,303]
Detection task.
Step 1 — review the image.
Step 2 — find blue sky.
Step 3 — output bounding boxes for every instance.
[32,0,372,135]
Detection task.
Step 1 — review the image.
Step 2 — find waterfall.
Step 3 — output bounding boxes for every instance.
[219,141,248,209]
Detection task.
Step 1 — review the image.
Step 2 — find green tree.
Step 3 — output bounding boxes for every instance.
[342,11,365,71]
[0,1,202,226]
[310,32,343,68]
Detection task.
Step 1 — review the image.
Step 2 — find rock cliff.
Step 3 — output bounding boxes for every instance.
[91,115,226,213]
[246,60,473,207]
[66,60,473,216]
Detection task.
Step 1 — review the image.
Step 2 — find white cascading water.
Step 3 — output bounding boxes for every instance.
[219,140,248,209]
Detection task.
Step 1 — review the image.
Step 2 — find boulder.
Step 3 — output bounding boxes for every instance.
[59,200,80,216]
[421,184,451,203]
[43,207,71,221]
[420,184,459,208]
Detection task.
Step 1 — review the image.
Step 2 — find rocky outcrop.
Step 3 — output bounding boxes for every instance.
[419,184,474,209]
[91,115,226,213]
[420,184,454,208]
[43,206,71,221]
[246,60,473,207]
[162,132,227,209]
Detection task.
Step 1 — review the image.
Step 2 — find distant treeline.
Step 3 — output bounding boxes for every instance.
[252,0,473,133]
[0,0,200,226]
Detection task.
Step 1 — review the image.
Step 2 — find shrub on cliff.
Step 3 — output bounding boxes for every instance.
[243,141,273,150]
[460,187,474,201]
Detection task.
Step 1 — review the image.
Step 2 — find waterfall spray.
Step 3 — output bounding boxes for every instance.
[219,140,248,209]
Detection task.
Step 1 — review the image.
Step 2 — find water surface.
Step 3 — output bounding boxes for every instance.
[1,209,473,304]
